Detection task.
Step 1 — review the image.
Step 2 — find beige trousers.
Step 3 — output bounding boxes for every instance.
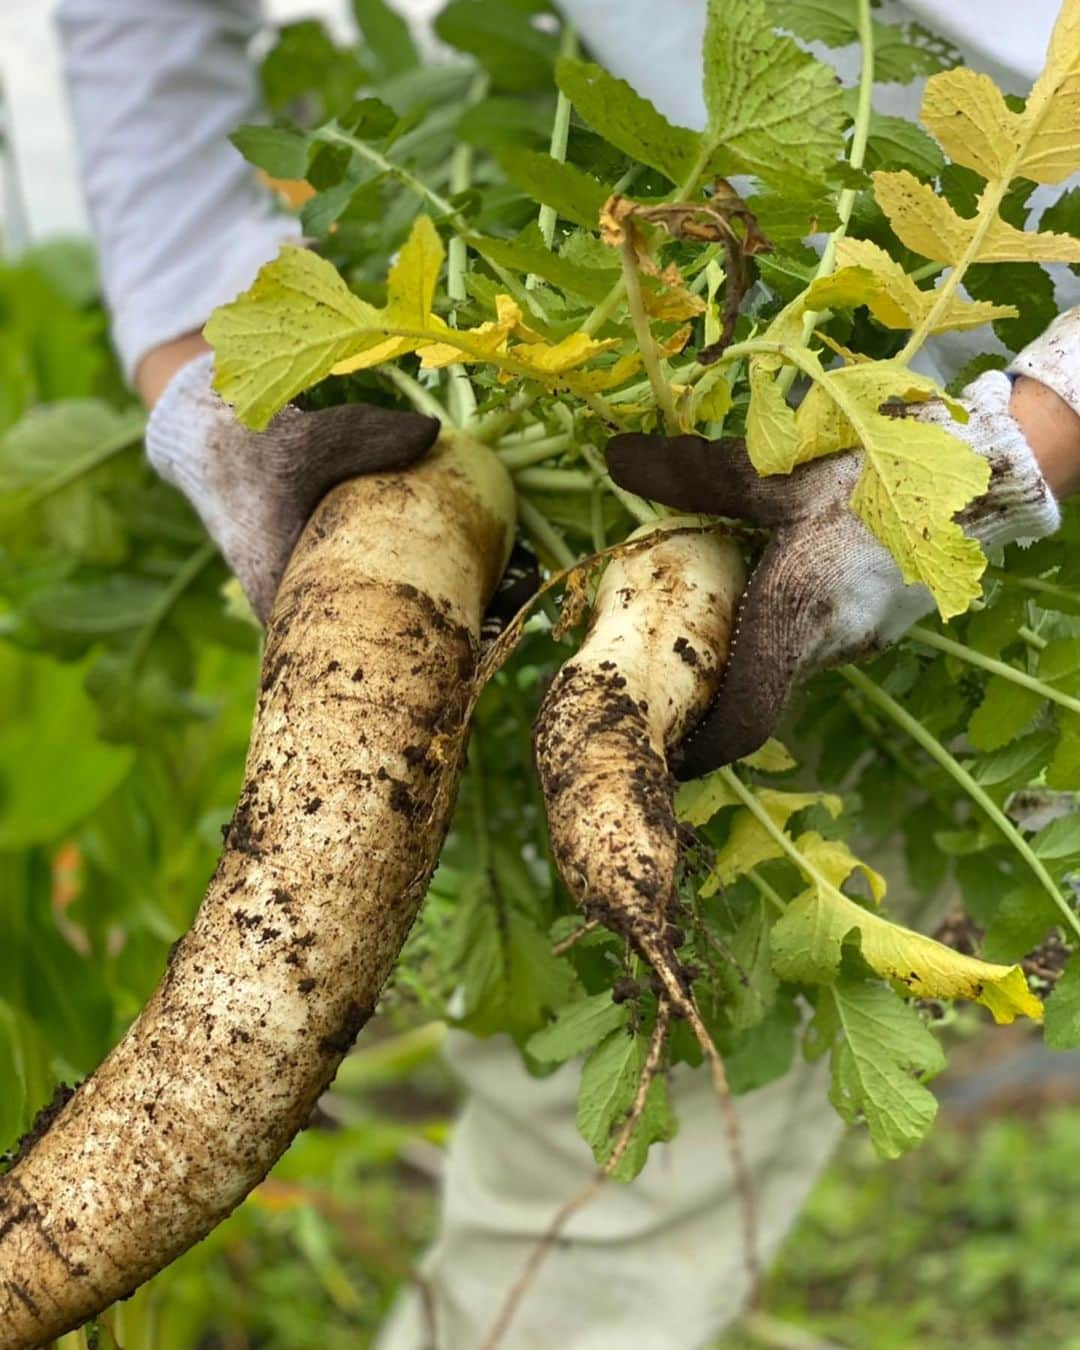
[376,1032,841,1350]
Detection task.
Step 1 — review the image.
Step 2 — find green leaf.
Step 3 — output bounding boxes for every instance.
[1048,713,1080,791]
[229,124,310,180]
[555,59,700,186]
[468,224,618,303]
[968,675,1043,751]
[826,979,945,1158]
[1039,186,1080,277]
[0,1002,26,1149]
[0,400,144,564]
[495,147,609,229]
[701,0,846,190]
[1033,812,1080,875]
[963,262,1058,351]
[435,0,559,92]
[446,884,581,1040]
[719,898,778,1031]
[1045,954,1080,1049]
[722,993,799,1094]
[458,98,553,150]
[351,0,418,79]
[577,1027,676,1180]
[861,110,946,180]
[25,576,167,637]
[983,884,1062,963]
[527,991,630,1064]
[260,20,368,120]
[0,650,134,849]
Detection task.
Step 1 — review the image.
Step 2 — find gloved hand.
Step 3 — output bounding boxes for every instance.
[145,352,440,623]
[606,369,1062,776]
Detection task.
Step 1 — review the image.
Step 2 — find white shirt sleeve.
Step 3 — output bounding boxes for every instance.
[54,0,301,382]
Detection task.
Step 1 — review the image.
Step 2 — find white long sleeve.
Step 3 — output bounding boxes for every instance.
[55,0,300,381]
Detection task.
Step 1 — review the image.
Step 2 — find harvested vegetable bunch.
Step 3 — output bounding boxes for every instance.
[4,0,1080,1340]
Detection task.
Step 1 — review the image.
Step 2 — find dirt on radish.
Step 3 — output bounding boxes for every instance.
[535,521,746,962]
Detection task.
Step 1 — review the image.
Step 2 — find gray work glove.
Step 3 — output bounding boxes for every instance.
[145,352,440,623]
[606,370,1061,776]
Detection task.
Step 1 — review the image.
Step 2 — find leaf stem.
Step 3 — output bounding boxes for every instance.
[619,237,680,430]
[841,666,1080,942]
[532,25,578,270]
[778,0,874,394]
[513,467,593,493]
[446,74,488,425]
[908,624,1080,717]
[988,566,1079,610]
[382,365,448,422]
[717,768,843,901]
[518,496,577,570]
[496,433,572,468]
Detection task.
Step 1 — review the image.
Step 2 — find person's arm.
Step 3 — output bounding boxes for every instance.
[55,0,442,625]
[54,0,301,405]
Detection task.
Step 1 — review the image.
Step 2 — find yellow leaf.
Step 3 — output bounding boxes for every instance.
[921,69,1020,180]
[332,216,450,374]
[674,773,741,826]
[512,332,621,376]
[207,245,391,429]
[977,212,1080,264]
[693,373,734,424]
[564,352,643,394]
[849,410,989,617]
[1017,0,1080,182]
[872,170,976,265]
[798,831,886,905]
[772,833,1043,1023]
[822,239,1017,333]
[642,281,707,322]
[746,355,800,475]
[874,170,1080,268]
[701,788,843,895]
[740,739,797,773]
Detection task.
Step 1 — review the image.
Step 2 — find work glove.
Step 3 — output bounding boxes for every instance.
[145,352,440,623]
[606,369,1062,776]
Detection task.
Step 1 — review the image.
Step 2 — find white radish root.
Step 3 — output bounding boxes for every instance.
[0,432,514,1348]
[535,520,746,960]
[533,521,760,1309]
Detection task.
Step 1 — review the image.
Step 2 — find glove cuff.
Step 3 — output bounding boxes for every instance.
[1008,305,1080,423]
[144,351,227,495]
[958,370,1061,550]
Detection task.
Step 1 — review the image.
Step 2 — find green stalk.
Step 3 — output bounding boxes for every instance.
[619,236,680,430]
[383,365,448,422]
[128,541,217,675]
[747,869,788,917]
[908,625,1080,718]
[518,495,577,570]
[530,24,578,279]
[842,666,1080,942]
[513,467,593,492]
[496,433,572,469]
[21,420,145,509]
[988,566,1079,610]
[778,0,874,395]
[718,768,846,901]
[446,74,488,426]
[590,482,607,553]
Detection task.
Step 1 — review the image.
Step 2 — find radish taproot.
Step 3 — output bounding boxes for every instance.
[535,521,746,960]
[0,432,514,1347]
